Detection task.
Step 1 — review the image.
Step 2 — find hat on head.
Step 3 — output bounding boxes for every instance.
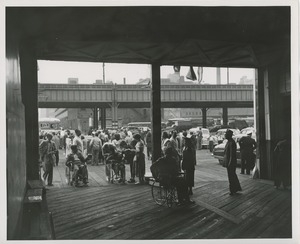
[46,133,53,138]
[226,129,233,136]
[133,134,141,140]
[186,133,192,139]
[71,145,78,151]
[247,132,252,136]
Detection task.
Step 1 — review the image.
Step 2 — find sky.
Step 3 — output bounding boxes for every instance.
[38,60,255,85]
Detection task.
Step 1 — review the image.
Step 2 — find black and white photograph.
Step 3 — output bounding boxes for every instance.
[3,0,299,243]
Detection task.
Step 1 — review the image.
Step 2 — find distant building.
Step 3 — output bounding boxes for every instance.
[168,72,180,83]
[94,79,103,84]
[38,108,58,118]
[38,108,48,118]
[162,108,181,120]
[239,76,254,84]
[180,108,253,120]
[68,78,78,84]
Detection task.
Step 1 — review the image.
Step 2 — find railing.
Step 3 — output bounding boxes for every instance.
[38,83,253,90]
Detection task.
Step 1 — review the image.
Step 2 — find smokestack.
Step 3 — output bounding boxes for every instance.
[123,77,126,84]
[216,68,221,84]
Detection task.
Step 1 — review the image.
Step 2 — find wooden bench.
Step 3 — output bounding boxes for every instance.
[21,180,55,240]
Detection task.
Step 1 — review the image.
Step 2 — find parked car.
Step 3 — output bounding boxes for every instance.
[209,125,231,133]
[138,126,151,132]
[212,138,240,165]
[126,126,140,135]
[189,127,210,148]
[212,129,256,166]
[215,128,240,144]
[234,127,256,142]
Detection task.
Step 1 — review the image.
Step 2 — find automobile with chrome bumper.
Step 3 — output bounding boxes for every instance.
[212,130,256,166]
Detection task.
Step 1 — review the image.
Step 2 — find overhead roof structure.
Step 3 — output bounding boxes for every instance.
[6,6,290,68]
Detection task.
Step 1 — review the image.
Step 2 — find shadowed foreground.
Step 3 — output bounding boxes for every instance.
[46,150,292,239]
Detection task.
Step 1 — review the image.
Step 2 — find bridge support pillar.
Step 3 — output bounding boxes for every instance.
[151,63,161,163]
[202,108,207,128]
[93,107,99,129]
[110,103,119,129]
[111,84,119,129]
[222,107,228,125]
[100,108,106,129]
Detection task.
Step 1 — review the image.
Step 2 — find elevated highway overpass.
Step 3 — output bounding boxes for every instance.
[38,83,254,128]
[38,83,253,109]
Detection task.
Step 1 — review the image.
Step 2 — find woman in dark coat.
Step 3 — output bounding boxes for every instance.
[223,130,242,195]
[182,135,196,195]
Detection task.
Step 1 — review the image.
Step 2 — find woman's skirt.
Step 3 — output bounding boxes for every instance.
[185,169,195,187]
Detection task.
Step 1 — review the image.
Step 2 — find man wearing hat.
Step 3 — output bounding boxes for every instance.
[238,131,257,175]
[224,129,242,195]
[39,133,57,186]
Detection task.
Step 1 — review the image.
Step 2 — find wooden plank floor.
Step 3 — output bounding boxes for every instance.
[46,149,292,240]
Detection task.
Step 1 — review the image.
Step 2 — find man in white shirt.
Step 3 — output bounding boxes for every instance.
[73,129,83,153]
[89,132,102,165]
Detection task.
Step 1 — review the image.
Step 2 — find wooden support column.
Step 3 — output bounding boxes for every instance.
[151,63,161,162]
[20,41,39,180]
[222,107,228,125]
[257,68,267,179]
[202,108,207,128]
[161,108,164,120]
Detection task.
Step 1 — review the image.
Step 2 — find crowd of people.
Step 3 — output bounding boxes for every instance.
[38,126,291,203]
[38,127,201,204]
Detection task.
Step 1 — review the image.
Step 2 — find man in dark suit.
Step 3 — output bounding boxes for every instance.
[239,132,257,175]
[223,130,242,195]
[39,133,57,186]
